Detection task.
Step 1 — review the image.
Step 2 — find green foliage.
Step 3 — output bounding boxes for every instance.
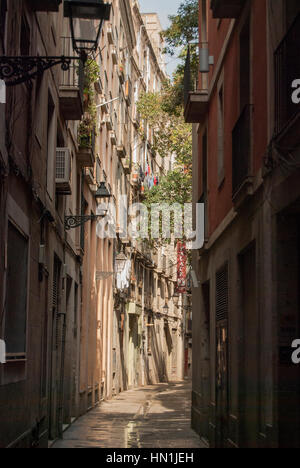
[163,0,199,55]
[136,0,198,242]
[78,59,99,147]
[137,90,192,243]
[162,0,199,106]
[144,169,192,206]
[137,91,192,172]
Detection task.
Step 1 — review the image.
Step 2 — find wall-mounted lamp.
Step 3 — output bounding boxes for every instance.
[0,0,111,86]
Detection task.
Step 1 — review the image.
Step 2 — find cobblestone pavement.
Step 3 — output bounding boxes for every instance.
[52,381,206,448]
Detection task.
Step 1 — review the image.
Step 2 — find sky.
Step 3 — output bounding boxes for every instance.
[138,0,182,77]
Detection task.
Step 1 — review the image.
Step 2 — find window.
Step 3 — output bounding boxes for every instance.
[0,0,6,52]
[96,157,101,185]
[52,256,62,351]
[285,0,299,30]
[217,83,224,185]
[239,18,250,111]
[5,221,28,357]
[47,92,56,198]
[202,130,208,196]
[147,316,152,355]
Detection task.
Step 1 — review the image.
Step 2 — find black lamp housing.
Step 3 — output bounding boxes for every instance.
[64,0,111,19]
[94,181,112,200]
[115,253,127,274]
[64,0,112,59]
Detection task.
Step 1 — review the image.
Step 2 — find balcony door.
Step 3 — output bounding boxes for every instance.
[239,244,259,448]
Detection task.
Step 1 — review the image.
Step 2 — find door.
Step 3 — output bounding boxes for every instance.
[128,315,138,388]
[216,322,228,447]
[215,265,229,447]
[172,329,178,378]
[239,244,259,448]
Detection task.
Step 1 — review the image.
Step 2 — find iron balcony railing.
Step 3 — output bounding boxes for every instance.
[232,105,252,197]
[275,13,300,135]
[60,37,84,98]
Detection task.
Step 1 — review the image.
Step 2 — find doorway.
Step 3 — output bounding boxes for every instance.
[215,265,229,448]
[239,243,259,448]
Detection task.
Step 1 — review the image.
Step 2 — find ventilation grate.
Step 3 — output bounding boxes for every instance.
[216,264,228,322]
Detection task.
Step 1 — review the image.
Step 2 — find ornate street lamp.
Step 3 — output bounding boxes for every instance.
[115,253,127,274]
[0,0,112,86]
[64,0,112,61]
[65,181,110,229]
[163,303,169,314]
[94,181,112,201]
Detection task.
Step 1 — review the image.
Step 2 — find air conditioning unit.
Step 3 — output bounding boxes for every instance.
[56,147,72,195]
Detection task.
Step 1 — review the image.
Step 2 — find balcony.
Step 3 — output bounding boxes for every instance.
[275,13,300,143]
[123,158,130,174]
[210,0,246,18]
[117,124,127,158]
[110,130,117,146]
[133,110,140,127]
[107,25,114,45]
[84,168,94,185]
[59,37,84,121]
[111,46,118,65]
[117,144,126,158]
[183,46,208,123]
[232,105,253,203]
[77,130,95,168]
[184,91,208,123]
[29,0,61,11]
[99,95,109,113]
[94,78,103,95]
[118,63,125,84]
[125,78,132,105]
[105,114,113,131]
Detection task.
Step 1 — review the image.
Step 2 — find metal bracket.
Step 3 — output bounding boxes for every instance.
[0,56,81,86]
[65,214,100,230]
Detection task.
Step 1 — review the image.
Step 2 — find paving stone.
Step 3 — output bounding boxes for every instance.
[52,381,206,449]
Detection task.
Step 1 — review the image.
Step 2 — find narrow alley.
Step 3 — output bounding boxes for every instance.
[52,382,205,449]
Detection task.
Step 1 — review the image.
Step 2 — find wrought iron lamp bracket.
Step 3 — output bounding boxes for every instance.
[65,213,105,230]
[0,56,82,86]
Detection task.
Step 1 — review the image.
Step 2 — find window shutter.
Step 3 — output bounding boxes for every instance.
[216,264,228,322]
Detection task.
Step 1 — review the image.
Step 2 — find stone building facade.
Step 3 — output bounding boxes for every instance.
[0,0,185,448]
[185,0,300,449]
